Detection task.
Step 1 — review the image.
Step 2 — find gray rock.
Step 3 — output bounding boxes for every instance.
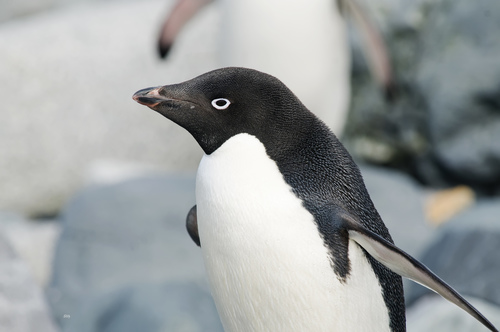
[62,282,222,332]
[345,0,500,189]
[0,0,217,216]
[406,198,500,307]
[345,0,430,166]
[417,0,500,187]
[439,198,500,233]
[0,212,61,287]
[407,295,500,332]
[360,164,434,256]
[0,231,59,332]
[47,173,220,329]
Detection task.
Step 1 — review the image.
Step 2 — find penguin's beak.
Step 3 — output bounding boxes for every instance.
[132,87,165,108]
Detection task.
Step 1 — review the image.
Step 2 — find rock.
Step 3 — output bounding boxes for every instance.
[0,0,217,216]
[439,198,500,232]
[0,231,59,332]
[416,0,500,187]
[407,295,500,332]
[345,0,500,190]
[62,282,222,332]
[360,164,434,256]
[345,0,429,166]
[406,198,500,307]
[0,212,61,287]
[47,173,220,329]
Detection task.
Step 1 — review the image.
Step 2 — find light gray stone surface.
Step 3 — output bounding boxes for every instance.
[0,231,59,332]
[407,295,500,332]
[0,212,61,287]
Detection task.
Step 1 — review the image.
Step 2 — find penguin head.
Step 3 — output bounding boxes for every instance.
[133,67,315,155]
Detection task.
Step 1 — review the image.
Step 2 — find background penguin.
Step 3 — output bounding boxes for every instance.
[156,0,392,136]
[133,67,497,332]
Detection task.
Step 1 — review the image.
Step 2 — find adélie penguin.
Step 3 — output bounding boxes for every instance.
[133,67,498,332]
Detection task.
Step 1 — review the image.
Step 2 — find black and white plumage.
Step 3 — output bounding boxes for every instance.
[133,67,497,332]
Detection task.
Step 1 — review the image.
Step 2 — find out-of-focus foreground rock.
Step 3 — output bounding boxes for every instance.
[46,174,223,332]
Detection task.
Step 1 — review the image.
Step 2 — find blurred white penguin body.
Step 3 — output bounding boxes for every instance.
[217,0,351,135]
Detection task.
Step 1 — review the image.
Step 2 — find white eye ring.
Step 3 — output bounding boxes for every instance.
[211,98,231,110]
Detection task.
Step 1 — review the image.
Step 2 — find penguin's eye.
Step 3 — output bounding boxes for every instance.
[211,98,231,110]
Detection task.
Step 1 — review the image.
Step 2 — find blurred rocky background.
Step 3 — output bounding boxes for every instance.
[0,0,499,331]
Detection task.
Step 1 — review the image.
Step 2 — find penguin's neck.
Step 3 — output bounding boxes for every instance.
[196,133,391,332]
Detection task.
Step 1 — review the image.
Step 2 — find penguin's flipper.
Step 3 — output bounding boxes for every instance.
[158,0,213,58]
[186,205,201,247]
[342,214,498,332]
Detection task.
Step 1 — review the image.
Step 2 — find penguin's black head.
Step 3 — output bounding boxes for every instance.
[133,67,316,155]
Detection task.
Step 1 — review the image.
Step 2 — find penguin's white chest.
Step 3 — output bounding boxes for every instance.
[196,133,390,332]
